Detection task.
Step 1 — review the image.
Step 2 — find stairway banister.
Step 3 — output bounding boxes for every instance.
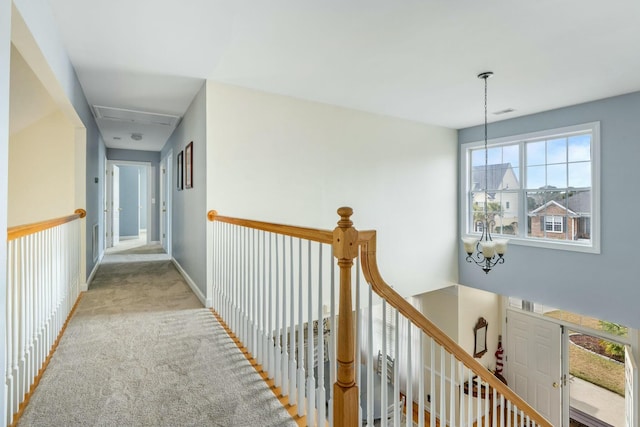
[207,210,333,243]
[7,209,86,241]
[359,231,553,427]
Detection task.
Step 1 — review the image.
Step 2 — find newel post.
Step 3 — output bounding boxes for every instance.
[332,207,359,426]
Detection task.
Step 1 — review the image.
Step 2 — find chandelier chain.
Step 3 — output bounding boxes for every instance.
[484,74,488,223]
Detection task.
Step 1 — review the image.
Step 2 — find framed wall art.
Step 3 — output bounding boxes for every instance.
[177,150,184,190]
[185,141,193,189]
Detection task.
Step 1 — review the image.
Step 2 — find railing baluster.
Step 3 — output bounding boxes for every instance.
[393,309,400,427]
[297,238,305,418]
[274,233,281,388]
[440,346,446,427]
[261,229,267,370]
[281,235,288,397]
[365,286,373,427]
[328,245,336,425]
[380,300,387,427]
[288,236,296,405]
[316,243,325,427]
[406,321,413,427]
[450,354,456,426]
[418,333,425,427]
[355,258,362,427]
[267,232,274,378]
[306,240,315,425]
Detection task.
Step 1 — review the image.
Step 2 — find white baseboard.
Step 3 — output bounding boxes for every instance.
[171,258,211,307]
[83,252,104,291]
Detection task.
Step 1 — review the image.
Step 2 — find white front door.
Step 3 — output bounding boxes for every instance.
[507,310,562,426]
[112,165,120,246]
[626,345,638,427]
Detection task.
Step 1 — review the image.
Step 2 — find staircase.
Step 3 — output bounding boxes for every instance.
[207,207,552,427]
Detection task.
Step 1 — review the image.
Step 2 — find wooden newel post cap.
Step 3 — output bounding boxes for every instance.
[75,209,87,218]
[333,207,358,260]
[207,210,218,221]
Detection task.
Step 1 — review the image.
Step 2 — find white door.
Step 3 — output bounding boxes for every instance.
[626,345,638,427]
[112,165,120,246]
[507,310,562,426]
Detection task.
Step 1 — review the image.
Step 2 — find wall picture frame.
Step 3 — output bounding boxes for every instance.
[177,150,184,191]
[185,141,193,189]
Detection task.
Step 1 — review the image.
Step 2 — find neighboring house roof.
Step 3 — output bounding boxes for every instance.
[529,191,591,217]
[472,163,517,191]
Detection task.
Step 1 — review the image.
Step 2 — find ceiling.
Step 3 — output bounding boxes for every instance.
[47,0,640,152]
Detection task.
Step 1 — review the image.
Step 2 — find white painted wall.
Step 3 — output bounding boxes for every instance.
[457,286,501,371]
[0,0,12,422]
[8,110,76,226]
[206,81,459,297]
[419,286,459,341]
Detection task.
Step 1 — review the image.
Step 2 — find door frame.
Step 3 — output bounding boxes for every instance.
[160,150,172,256]
[106,160,153,247]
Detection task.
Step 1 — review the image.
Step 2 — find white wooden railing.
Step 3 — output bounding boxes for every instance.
[208,208,551,427]
[5,209,86,426]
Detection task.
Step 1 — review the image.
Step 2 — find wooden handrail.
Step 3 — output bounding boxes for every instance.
[359,231,553,427]
[207,210,333,244]
[7,209,86,241]
[206,208,551,426]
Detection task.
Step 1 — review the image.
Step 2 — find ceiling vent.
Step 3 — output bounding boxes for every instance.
[92,105,180,127]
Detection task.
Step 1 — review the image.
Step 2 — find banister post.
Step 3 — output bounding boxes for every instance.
[332,207,359,426]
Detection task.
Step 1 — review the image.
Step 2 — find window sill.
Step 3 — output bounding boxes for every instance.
[462,234,600,254]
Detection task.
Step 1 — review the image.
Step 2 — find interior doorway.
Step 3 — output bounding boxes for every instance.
[105,160,152,250]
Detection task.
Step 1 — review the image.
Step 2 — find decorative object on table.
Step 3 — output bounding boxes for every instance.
[462,71,508,274]
[473,316,488,358]
[185,141,193,189]
[495,334,504,375]
[177,150,184,190]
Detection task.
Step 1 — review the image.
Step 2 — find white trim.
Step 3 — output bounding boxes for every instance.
[171,258,211,307]
[460,121,600,254]
[107,160,153,245]
[84,251,104,291]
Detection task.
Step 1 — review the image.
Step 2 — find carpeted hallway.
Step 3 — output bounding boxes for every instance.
[18,259,296,427]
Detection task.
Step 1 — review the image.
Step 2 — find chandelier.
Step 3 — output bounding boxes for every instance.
[462,72,507,274]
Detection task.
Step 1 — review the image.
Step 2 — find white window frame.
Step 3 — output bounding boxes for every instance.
[460,122,600,254]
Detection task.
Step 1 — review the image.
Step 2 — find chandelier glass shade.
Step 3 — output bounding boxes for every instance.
[463,72,508,274]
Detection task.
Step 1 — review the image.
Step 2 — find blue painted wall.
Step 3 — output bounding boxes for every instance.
[458,91,640,328]
[161,82,207,297]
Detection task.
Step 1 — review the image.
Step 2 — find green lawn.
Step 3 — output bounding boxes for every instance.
[569,344,625,396]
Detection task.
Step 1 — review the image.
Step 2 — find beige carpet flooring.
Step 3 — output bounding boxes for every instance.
[18,260,296,427]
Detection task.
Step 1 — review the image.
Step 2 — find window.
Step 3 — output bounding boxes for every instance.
[461,122,600,253]
[545,215,563,233]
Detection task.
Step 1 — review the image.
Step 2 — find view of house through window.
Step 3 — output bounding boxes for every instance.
[463,122,599,252]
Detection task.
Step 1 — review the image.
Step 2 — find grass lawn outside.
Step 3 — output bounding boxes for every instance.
[569,343,625,396]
